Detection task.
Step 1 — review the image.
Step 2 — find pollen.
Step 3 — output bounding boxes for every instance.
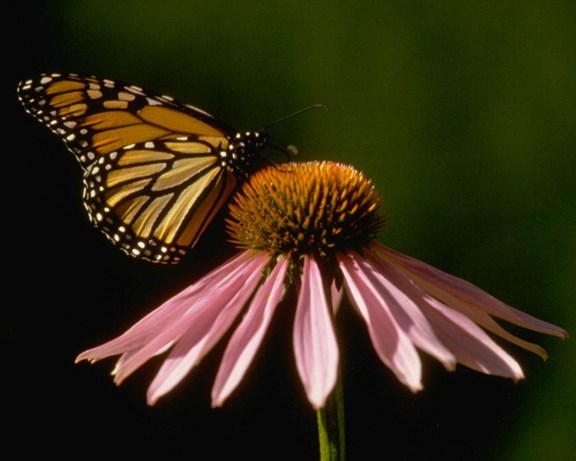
[227,161,385,255]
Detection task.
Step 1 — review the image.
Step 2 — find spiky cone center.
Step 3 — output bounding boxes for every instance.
[227,161,385,256]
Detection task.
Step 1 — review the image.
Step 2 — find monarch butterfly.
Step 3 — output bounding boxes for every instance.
[17,73,270,264]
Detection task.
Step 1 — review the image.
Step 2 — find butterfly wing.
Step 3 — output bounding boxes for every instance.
[18,73,264,263]
[17,73,235,171]
[84,138,237,263]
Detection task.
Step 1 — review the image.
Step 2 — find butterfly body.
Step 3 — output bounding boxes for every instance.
[18,73,268,263]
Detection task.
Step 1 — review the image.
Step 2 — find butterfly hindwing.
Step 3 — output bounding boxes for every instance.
[84,139,237,263]
[17,73,268,263]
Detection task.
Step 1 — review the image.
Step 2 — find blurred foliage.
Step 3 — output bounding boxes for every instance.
[12,1,574,460]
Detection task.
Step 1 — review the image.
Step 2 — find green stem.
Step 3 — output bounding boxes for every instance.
[316,369,346,461]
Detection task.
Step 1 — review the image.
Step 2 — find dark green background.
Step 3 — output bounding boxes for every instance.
[10,1,574,459]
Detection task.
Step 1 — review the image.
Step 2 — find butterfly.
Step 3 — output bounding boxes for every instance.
[17,73,269,264]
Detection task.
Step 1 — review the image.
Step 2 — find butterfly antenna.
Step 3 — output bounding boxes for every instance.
[263,104,327,160]
[263,103,328,131]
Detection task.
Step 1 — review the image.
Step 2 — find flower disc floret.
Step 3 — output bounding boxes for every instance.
[227,161,384,255]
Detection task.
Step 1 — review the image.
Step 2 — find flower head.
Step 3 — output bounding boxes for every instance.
[77,161,567,409]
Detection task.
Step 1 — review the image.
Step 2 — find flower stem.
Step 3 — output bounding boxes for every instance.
[316,369,345,461]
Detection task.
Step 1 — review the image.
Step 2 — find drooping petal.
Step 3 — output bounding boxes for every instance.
[338,252,423,392]
[77,251,269,389]
[211,256,289,407]
[121,252,269,387]
[293,255,339,408]
[420,295,524,379]
[349,250,457,368]
[76,251,261,365]
[363,249,525,378]
[374,242,567,340]
[146,253,270,404]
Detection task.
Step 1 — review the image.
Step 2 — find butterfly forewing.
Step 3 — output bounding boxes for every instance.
[17,73,234,170]
[17,73,268,263]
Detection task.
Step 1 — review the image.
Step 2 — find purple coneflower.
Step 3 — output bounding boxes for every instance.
[77,161,567,412]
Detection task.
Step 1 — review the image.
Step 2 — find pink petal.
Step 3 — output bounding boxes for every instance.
[421,295,524,379]
[293,255,339,408]
[119,252,268,386]
[337,252,423,392]
[76,251,269,394]
[75,251,260,365]
[211,256,289,407]
[363,249,524,378]
[374,242,567,339]
[330,278,345,315]
[146,253,270,404]
[350,251,457,368]
[372,243,567,361]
